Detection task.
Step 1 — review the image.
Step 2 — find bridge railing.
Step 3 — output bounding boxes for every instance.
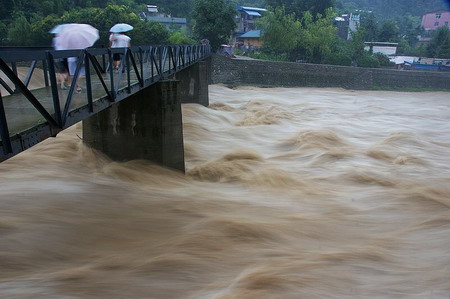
[0,44,211,158]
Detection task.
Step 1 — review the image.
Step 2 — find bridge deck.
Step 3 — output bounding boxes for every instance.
[0,45,210,161]
[2,70,139,136]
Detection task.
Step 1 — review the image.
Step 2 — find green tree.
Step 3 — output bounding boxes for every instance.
[132,21,169,45]
[258,7,337,63]
[437,37,450,59]
[395,13,420,46]
[7,15,32,46]
[30,14,61,46]
[377,20,399,42]
[337,0,446,21]
[59,5,141,46]
[360,13,378,42]
[324,38,352,66]
[191,0,236,50]
[257,7,300,56]
[168,29,197,45]
[265,0,334,19]
[427,27,450,58]
[349,26,366,60]
[0,21,7,41]
[0,0,14,21]
[299,9,337,63]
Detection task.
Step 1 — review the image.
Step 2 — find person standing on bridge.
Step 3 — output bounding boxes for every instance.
[109,32,131,72]
[49,24,69,89]
[55,24,99,93]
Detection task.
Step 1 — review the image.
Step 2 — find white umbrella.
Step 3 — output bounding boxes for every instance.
[56,23,99,50]
[110,23,134,33]
[49,24,68,34]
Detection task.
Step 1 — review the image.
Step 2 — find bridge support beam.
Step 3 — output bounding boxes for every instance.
[174,58,210,107]
[82,80,185,172]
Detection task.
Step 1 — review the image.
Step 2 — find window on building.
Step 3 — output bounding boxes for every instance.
[445,21,449,26]
[436,13,441,18]
[435,22,439,26]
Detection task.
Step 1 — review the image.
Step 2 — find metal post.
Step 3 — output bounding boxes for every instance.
[151,48,154,80]
[11,62,18,93]
[0,91,12,154]
[85,51,94,112]
[158,46,163,78]
[108,49,116,100]
[139,47,144,81]
[42,58,49,87]
[126,49,131,93]
[45,51,62,126]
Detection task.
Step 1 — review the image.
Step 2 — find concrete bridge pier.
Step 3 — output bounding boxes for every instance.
[82,80,185,172]
[174,58,210,106]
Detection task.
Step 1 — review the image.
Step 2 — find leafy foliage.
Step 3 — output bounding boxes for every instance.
[8,15,33,46]
[167,29,197,45]
[58,5,142,45]
[377,20,399,42]
[131,21,170,45]
[355,53,379,67]
[324,52,352,65]
[336,0,447,20]
[257,7,301,55]
[298,9,338,63]
[265,0,335,19]
[373,52,392,66]
[191,0,236,50]
[427,27,450,58]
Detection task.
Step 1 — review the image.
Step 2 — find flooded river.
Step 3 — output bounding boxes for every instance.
[1,84,449,298]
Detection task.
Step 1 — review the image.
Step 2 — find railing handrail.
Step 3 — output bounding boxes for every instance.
[0,44,211,160]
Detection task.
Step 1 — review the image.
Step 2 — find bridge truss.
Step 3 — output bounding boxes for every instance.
[0,45,211,162]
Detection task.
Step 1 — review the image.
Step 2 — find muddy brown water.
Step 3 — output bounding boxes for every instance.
[0,84,449,298]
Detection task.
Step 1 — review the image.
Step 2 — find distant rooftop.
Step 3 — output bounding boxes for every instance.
[236,6,267,12]
[240,30,261,38]
[364,42,399,46]
[147,16,187,24]
[146,5,158,13]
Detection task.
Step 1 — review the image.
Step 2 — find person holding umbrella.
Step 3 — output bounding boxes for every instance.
[49,24,69,89]
[55,23,99,93]
[109,23,133,71]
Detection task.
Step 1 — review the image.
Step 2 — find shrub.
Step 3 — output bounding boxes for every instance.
[248,52,288,61]
[324,53,352,66]
[373,52,393,67]
[356,54,380,68]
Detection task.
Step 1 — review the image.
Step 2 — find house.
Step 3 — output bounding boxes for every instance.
[232,6,267,44]
[334,13,360,40]
[237,30,262,51]
[364,42,398,56]
[140,5,187,32]
[421,10,450,31]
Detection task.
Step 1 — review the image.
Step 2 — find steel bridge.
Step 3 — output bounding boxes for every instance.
[0,45,211,163]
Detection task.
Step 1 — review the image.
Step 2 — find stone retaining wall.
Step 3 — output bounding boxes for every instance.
[212,55,450,90]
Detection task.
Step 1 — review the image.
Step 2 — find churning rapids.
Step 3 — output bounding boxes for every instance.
[1,85,449,298]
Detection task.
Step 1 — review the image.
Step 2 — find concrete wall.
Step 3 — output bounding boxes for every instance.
[82,80,185,172]
[173,57,211,106]
[212,55,450,90]
[82,58,210,170]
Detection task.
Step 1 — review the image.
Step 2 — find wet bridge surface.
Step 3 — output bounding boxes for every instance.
[0,45,211,162]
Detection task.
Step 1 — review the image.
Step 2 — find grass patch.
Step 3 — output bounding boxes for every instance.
[372,85,450,92]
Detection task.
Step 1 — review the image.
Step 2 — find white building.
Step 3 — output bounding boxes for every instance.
[364,42,398,56]
[139,5,187,32]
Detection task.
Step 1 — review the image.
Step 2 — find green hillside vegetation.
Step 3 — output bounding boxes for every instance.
[252,0,450,64]
[336,0,447,20]
[1,0,449,64]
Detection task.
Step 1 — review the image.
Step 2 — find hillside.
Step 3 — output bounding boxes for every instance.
[338,0,448,19]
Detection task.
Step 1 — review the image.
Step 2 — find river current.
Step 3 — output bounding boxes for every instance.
[1,84,449,298]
